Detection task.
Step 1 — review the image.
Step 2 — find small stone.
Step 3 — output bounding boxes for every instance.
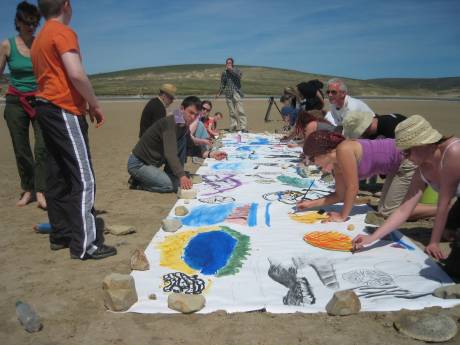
[191,175,203,184]
[365,212,385,226]
[433,284,460,299]
[347,224,355,231]
[106,224,136,236]
[161,219,182,233]
[148,293,157,300]
[167,293,205,314]
[394,312,458,342]
[174,206,189,216]
[130,249,149,271]
[326,290,361,316]
[177,188,197,199]
[102,273,138,311]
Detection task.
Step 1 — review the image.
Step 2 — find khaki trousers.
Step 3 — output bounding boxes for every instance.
[378,159,416,217]
[225,92,247,130]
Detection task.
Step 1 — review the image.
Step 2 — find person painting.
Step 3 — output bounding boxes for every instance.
[297,130,434,222]
[352,115,460,276]
[203,111,223,138]
[282,110,335,147]
[128,96,227,193]
[1,1,47,208]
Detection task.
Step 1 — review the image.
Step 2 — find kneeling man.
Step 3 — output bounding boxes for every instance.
[128,96,227,193]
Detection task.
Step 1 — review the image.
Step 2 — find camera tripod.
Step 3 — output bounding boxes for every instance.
[264,96,284,122]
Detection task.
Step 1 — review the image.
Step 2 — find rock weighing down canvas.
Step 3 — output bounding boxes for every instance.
[129,133,459,313]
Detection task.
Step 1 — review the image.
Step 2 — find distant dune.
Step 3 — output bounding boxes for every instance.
[88,64,460,97]
[1,64,458,98]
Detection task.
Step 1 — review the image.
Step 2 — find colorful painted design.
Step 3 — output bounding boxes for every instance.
[277,175,316,189]
[263,190,304,204]
[265,202,271,227]
[390,233,415,250]
[289,211,329,224]
[158,226,250,277]
[180,203,258,227]
[304,231,353,252]
[198,196,236,204]
[201,175,242,195]
[236,145,257,152]
[249,137,270,145]
[211,162,245,172]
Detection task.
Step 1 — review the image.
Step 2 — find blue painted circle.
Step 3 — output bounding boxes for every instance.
[183,230,237,275]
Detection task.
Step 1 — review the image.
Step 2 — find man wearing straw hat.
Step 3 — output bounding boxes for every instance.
[139,83,177,137]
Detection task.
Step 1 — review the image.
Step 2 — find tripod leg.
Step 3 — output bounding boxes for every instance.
[264,98,274,122]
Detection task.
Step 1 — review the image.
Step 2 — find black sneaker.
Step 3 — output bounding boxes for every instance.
[241,129,249,133]
[50,242,69,251]
[71,244,117,260]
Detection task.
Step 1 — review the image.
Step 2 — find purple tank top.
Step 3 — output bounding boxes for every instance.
[357,139,403,179]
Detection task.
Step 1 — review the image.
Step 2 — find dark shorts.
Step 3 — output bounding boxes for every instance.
[447,198,460,230]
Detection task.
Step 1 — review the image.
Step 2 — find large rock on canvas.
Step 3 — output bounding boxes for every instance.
[326,290,361,316]
[177,188,197,199]
[168,293,205,314]
[433,284,460,299]
[161,218,182,233]
[174,206,189,216]
[102,273,138,311]
[130,249,149,271]
[394,312,458,342]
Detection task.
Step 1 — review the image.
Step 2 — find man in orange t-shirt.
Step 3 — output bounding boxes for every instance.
[31,0,116,260]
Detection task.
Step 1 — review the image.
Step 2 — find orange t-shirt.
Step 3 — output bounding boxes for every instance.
[31,20,86,115]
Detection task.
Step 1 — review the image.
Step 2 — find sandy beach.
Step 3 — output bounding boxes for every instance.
[1,98,460,345]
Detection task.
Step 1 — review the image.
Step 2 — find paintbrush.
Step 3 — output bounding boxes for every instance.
[301,180,315,200]
[292,181,317,214]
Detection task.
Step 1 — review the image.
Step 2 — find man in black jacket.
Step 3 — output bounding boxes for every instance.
[139,83,176,137]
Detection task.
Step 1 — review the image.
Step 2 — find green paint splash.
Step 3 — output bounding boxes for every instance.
[277,175,314,188]
[216,226,251,277]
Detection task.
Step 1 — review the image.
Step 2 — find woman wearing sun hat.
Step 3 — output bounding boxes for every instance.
[352,115,460,273]
[297,130,430,222]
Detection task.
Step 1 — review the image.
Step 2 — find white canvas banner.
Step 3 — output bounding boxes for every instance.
[129,133,459,313]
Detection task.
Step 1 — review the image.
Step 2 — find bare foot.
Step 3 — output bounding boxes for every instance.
[16,191,33,207]
[36,192,47,210]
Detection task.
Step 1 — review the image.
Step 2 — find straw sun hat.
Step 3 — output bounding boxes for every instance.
[342,111,374,139]
[159,83,177,98]
[395,115,442,150]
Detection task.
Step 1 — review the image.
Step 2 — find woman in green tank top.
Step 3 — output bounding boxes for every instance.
[0,2,47,208]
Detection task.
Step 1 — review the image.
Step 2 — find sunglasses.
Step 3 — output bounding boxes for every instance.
[202,107,211,112]
[326,90,338,95]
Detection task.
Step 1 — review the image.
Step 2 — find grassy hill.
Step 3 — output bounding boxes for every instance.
[2,64,459,97]
[89,64,460,97]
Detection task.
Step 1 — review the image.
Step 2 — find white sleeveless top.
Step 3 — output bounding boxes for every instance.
[419,139,460,197]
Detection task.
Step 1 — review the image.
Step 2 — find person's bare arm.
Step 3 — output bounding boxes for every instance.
[0,39,10,89]
[331,142,359,221]
[304,121,318,139]
[352,171,425,250]
[426,148,460,259]
[61,51,104,127]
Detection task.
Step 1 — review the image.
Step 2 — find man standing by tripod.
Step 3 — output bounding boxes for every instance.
[216,57,248,132]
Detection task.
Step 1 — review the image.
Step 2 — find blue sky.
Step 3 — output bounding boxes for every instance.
[1,0,459,79]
